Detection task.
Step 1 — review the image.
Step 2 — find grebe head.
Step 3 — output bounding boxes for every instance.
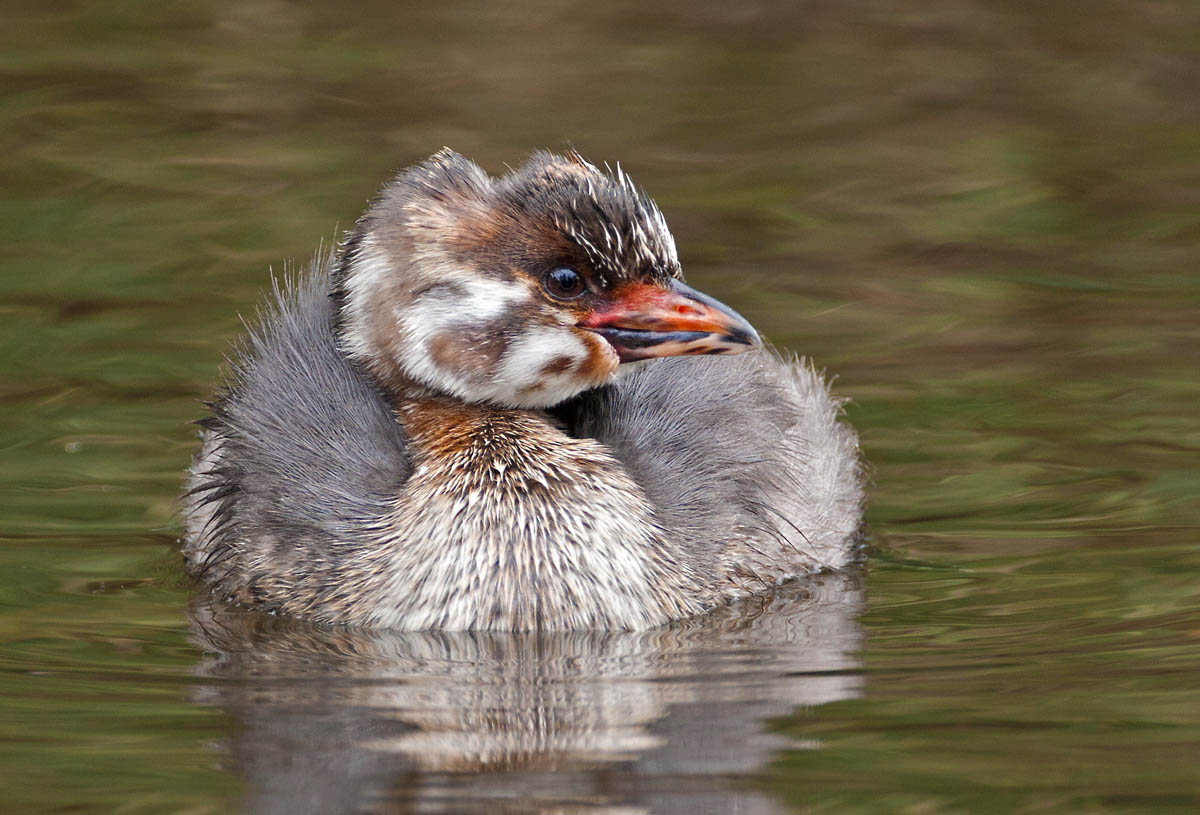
[334,149,759,409]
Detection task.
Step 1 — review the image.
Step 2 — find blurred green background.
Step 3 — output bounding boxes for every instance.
[1,0,1198,812]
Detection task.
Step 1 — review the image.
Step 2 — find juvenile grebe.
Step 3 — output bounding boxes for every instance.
[183,149,863,631]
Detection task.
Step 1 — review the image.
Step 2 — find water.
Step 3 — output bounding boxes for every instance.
[1,1,1198,812]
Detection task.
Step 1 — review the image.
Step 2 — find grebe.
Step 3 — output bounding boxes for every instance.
[183,149,863,631]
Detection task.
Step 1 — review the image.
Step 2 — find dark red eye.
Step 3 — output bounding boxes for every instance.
[544,267,586,299]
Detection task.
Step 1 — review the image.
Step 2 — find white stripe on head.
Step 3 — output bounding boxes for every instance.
[339,235,394,364]
[402,274,530,341]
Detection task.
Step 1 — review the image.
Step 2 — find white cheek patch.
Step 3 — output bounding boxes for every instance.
[398,276,531,400]
[496,327,590,408]
[339,237,395,364]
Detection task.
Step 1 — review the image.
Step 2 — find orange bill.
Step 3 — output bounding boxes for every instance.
[580,279,760,363]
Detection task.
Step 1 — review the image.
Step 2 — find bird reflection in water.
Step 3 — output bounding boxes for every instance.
[188,571,864,814]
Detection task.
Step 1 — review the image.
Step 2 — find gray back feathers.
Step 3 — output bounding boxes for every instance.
[186,251,413,594]
[567,351,863,585]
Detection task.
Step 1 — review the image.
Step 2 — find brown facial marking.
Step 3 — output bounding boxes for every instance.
[575,336,619,383]
[539,354,576,376]
[428,330,505,375]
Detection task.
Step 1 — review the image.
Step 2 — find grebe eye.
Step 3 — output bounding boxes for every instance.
[544,267,586,299]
